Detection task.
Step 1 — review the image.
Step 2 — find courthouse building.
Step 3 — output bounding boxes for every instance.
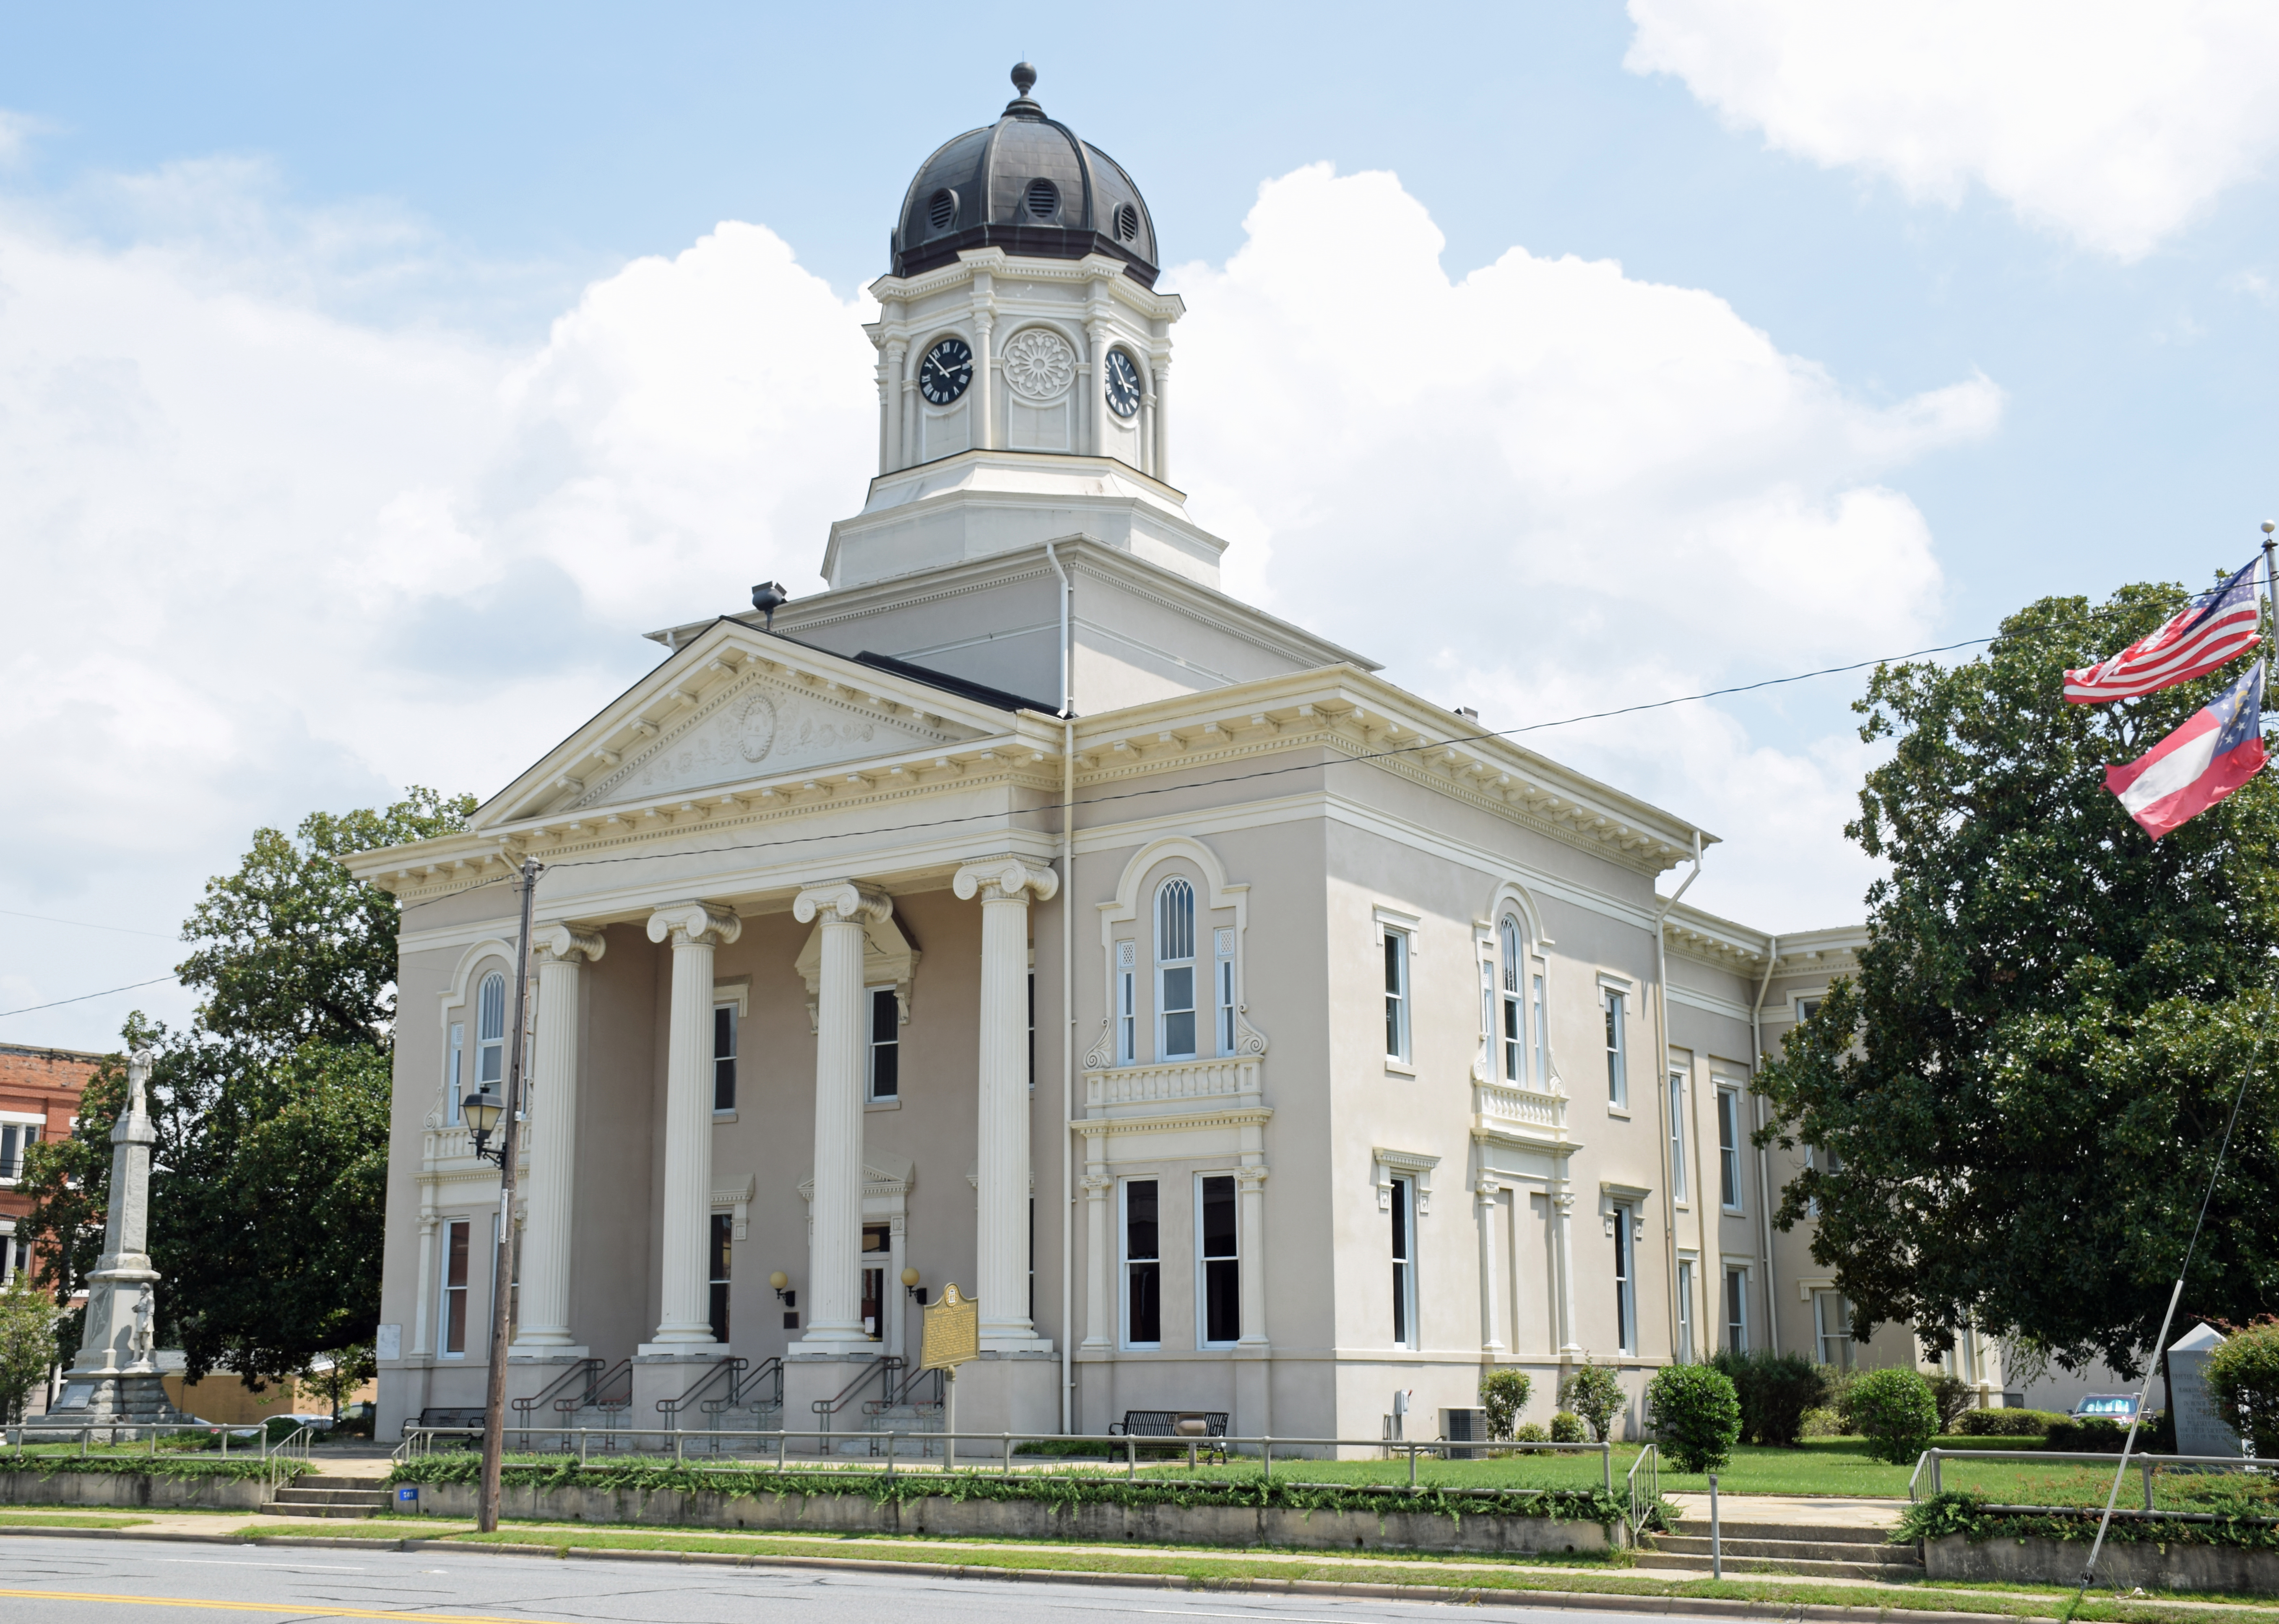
[352,67,1992,1445]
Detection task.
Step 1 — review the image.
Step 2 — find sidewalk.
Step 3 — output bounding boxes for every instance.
[1666,1493,1905,1529]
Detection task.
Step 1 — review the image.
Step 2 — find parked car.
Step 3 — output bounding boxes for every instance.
[2071,1394,2140,1421]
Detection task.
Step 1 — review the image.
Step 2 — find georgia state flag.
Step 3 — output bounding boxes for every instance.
[2105,661,2268,841]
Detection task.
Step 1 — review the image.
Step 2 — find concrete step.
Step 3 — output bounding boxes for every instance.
[1674,1520,1902,1546]
[1634,1551,1928,1580]
[1660,1534,1920,1563]
[260,1501,382,1519]
[1644,1522,1922,1580]
[270,1487,391,1511]
[296,1475,389,1491]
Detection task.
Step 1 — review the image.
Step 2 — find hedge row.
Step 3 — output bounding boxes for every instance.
[1896,1491,2279,1551]
[385,1455,1669,1530]
[0,1451,292,1483]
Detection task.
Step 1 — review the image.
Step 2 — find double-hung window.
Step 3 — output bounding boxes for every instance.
[1725,1266,1750,1353]
[1157,880,1197,1059]
[1197,1175,1239,1346]
[1612,1203,1635,1354]
[1121,1179,1161,1347]
[1531,973,1548,1085]
[1498,917,1527,1082]
[867,988,899,1100]
[1668,1071,1689,1203]
[1383,929,1411,1063]
[1389,1176,1417,1348]
[0,1123,39,1183]
[1815,1289,1854,1368]
[475,972,507,1104]
[1717,1086,1743,1211]
[1116,942,1137,1064]
[1214,928,1237,1055]
[708,1213,732,1345]
[446,1022,465,1125]
[1603,988,1628,1106]
[1676,1258,1696,1362]
[713,1002,738,1112]
[439,1219,471,1356]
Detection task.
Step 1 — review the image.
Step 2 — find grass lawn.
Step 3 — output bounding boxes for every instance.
[0,1512,151,1528]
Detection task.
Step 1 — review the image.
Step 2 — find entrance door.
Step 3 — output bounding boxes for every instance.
[861,1223,890,1340]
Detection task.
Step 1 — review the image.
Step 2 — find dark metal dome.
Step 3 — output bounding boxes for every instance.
[891,63,1160,287]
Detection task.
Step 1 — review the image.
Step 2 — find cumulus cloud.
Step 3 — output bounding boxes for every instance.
[1626,0,2279,259]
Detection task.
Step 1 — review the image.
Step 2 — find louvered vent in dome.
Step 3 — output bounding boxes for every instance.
[1025,178,1059,219]
[928,189,956,230]
[1114,203,1138,242]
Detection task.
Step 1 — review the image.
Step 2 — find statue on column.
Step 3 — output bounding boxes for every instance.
[54,1051,194,1432]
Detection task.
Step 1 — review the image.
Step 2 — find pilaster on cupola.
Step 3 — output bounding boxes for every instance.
[512,923,605,1359]
[791,879,895,1351]
[954,855,1059,1351]
[640,901,741,1355]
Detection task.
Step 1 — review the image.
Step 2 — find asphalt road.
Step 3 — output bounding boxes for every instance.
[0,1536,1702,1624]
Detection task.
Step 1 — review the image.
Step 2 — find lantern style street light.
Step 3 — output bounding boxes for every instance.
[463,1087,506,1165]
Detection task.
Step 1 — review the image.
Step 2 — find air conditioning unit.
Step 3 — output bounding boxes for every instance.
[1440,1406,1487,1460]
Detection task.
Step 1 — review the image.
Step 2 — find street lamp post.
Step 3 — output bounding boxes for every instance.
[466,857,541,1535]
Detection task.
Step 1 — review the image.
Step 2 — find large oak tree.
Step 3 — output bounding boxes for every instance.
[1757,583,2279,1378]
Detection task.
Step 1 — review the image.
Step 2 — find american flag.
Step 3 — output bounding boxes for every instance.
[2064,558,2263,704]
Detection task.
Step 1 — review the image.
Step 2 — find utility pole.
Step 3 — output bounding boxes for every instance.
[478,857,542,1535]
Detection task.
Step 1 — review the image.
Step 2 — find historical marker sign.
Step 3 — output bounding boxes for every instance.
[921,1282,980,1372]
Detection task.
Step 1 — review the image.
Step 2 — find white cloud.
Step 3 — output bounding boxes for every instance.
[0,158,1989,1042]
[1626,0,2279,259]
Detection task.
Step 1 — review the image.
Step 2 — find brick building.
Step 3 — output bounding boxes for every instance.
[0,1043,100,1288]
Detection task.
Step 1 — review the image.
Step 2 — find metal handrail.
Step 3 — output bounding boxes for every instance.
[704,1356,783,1417]
[266,1423,315,1498]
[514,1357,603,1419]
[1626,1440,1658,1531]
[559,1358,632,1416]
[1909,1446,2260,1504]
[811,1356,902,1436]
[863,1364,943,1417]
[8,1420,268,1461]
[657,1358,744,1427]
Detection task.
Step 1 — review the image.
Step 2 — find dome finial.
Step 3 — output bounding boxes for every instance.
[1011,60,1037,98]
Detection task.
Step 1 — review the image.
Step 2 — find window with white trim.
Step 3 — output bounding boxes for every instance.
[1603,988,1628,1106]
[1498,916,1528,1082]
[1214,928,1236,1055]
[1121,1179,1160,1347]
[1116,941,1137,1065]
[1531,973,1548,1085]
[0,1123,40,1184]
[1676,1258,1696,1363]
[867,987,899,1101]
[709,1214,732,1345]
[475,972,507,1100]
[446,1022,465,1125]
[1724,1265,1749,1353]
[0,1231,26,1286]
[1196,1175,1239,1346]
[1612,1202,1636,1354]
[1157,879,1197,1060]
[439,1218,471,1357]
[1815,1289,1854,1369]
[1668,1071,1689,1203]
[1389,1175,1417,1348]
[713,1002,738,1112]
[1717,1086,1743,1211]
[1383,928,1411,1063]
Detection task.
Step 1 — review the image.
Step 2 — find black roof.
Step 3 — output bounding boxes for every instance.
[853,650,1062,717]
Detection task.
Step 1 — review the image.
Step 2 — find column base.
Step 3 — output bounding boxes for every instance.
[979,1330,1055,1355]
[507,1343,590,1360]
[945,1349,1059,1438]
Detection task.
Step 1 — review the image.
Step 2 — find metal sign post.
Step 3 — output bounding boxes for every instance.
[921,1283,980,1472]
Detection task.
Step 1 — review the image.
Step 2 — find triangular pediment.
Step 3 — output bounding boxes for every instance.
[476,621,1003,828]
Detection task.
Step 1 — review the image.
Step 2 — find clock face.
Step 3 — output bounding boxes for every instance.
[1105,350,1142,419]
[919,338,973,406]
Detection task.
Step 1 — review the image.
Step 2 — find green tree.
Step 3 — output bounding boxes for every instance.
[1851,1368,1939,1466]
[1646,1363,1742,1473]
[2205,1316,2279,1457]
[1479,1369,1532,1441]
[21,789,474,1387]
[0,1279,58,1421]
[1558,1362,1626,1443]
[299,1342,377,1423]
[1755,583,2279,1379]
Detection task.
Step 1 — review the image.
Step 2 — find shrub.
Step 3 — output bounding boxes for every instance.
[1826,1363,1865,1433]
[1549,1410,1588,1443]
[1559,1363,1626,1443]
[1799,1405,1846,1438]
[2206,1316,2279,1458]
[1647,1364,1742,1473]
[1952,1407,2058,1437]
[2045,1414,2129,1452]
[1512,1421,1550,1445]
[1710,1350,1829,1446]
[1924,1369,1978,1431]
[1851,1367,1939,1465]
[1479,1369,1532,1442]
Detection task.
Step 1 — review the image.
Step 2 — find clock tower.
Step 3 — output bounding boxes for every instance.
[825,65,1214,593]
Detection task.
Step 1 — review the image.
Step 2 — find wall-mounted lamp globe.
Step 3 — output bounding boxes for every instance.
[769,1270,794,1308]
[901,1266,927,1305]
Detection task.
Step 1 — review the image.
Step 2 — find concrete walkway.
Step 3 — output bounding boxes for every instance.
[1665,1493,1905,1529]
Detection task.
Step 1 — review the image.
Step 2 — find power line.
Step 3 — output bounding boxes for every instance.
[0,907,179,941]
[0,975,179,1021]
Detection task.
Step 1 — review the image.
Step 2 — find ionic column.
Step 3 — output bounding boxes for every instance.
[513,923,605,1353]
[954,855,1058,1349]
[882,338,907,471]
[1081,1164,1112,1350]
[411,1214,437,1357]
[1553,1184,1583,1356]
[973,307,997,451]
[1152,355,1172,484]
[1236,1164,1269,1348]
[641,902,741,1350]
[1477,1181,1505,1355]
[793,880,893,1348]
[1083,319,1110,458]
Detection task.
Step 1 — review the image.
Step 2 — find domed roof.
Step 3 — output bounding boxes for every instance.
[891,63,1160,287]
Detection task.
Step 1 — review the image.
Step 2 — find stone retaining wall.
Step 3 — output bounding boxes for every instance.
[0,1471,268,1511]
[401,1480,1618,1555]
[1927,1533,2279,1594]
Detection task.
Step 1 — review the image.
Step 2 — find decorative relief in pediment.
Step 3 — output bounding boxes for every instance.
[575,670,970,810]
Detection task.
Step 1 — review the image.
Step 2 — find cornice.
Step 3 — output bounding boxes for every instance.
[867,250,1185,324]
[1072,1105,1273,1139]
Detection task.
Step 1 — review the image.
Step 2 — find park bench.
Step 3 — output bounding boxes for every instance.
[1108,1410,1228,1462]
[402,1406,486,1442]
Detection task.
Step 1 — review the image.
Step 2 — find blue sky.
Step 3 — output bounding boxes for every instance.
[3,0,2277,1047]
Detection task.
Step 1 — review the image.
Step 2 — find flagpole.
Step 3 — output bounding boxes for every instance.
[2072,523,2273,1603]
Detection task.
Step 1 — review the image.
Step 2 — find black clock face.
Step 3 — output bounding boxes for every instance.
[1105,350,1142,419]
[919,338,973,405]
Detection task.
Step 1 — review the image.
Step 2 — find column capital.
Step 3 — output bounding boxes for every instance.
[953,855,1059,906]
[533,922,607,965]
[646,901,742,949]
[793,879,893,927]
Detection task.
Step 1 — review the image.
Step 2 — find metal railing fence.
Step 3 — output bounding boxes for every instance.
[0,1420,326,1462]
[1626,1440,1658,1529]
[1909,1446,2264,1508]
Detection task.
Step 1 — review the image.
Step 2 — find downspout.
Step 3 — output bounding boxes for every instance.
[1046,540,1075,1434]
[1750,937,1782,1353]
[1652,831,1703,1368]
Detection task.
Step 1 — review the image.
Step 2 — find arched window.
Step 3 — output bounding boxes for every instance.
[1156,878,1196,1060]
[1498,916,1525,1083]
[475,971,507,1100]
